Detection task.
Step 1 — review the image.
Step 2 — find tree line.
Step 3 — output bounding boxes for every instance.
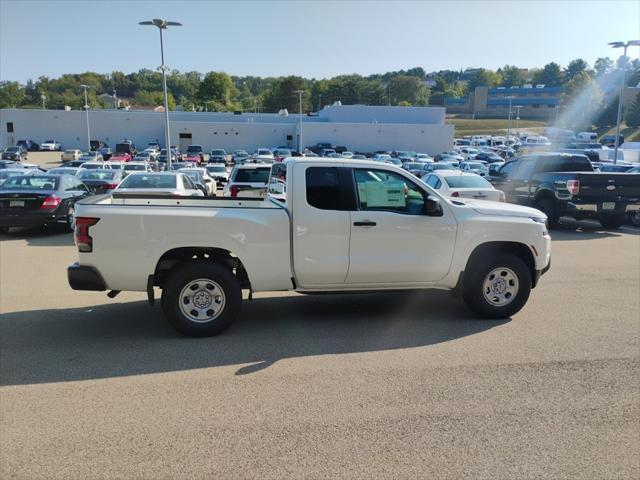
[0,58,638,126]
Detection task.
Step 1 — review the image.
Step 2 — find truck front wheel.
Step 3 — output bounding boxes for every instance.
[599,214,625,229]
[463,254,532,319]
[533,198,559,229]
[161,261,242,337]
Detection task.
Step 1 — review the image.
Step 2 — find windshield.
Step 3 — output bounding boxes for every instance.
[78,170,117,180]
[6,147,20,152]
[1,176,58,190]
[206,165,226,172]
[124,164,147,171]
[444,176,491,188]
[119,174,177,189]
[467,163,485,169]
[182,171,202,182]
[48,168,78,175]
[433,164,455,170]
[234,168,271,183]
[257,149,271,156]
[0,171,25,180]
[211,150,226,155]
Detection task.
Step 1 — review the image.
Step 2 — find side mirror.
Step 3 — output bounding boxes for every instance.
[423,195,443,216]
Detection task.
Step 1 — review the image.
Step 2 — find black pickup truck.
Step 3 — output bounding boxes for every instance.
[489,152,640,229]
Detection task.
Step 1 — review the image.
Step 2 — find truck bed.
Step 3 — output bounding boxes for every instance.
[74,193,293,292]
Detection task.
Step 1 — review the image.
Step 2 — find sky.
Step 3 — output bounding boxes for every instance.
[1,0,639,83]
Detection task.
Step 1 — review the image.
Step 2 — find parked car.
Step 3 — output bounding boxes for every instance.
[99,146,113,160]
[0,169,30,186]
[273,148,292,162]
[47,167,82,176]
[423,170,505,202]
[186,145,205,162]
[157,149,178,165]
[179,168,217,196]
[415,153,433,163]
[16,139,39,151]
[61,149,82,162]
[114,172,204,197]
[66,160,89,168]
[341,151,354,159]
[40,140,62,151]
[0,174,91,233]
[253,149,274,164]
[80,151,103,163]
[320,148,337,157]
[0,160,20,170]
[76,168,124,194]
[459,161,489,176]
[90,140,107,152]
[109,152,132,162]
[209,149,227,164]
[475,151,504,163]
[307,142,334,154]
[601,134,624,148]
[204,163,230,184]
[122,162,152,177]
[490,152,640,229]
[114,142,136,158]
[68,157,551,337]
[184,154,203,165]
[223,164,272,197]
[2,146,27,162]
[142,148,159,159]
[421,163,458,175]
[231,150,249,165]
[134,151,153,162]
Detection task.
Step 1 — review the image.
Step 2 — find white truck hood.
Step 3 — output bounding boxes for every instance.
[451,198,546,220]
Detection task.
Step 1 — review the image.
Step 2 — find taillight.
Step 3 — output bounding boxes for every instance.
[451,191,460,197]
[566,179,580,195]
[498,190,506,202]
[103,183,119,190]
[40,195,61,210]
[230,186,239,197]
[75,217,100,252]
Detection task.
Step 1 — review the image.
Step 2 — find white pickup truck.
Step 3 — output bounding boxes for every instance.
[68,158,551,336]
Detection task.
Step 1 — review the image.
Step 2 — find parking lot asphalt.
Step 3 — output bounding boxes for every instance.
[1,155,639,479]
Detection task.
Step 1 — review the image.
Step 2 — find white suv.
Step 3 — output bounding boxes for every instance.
[222,164,272,197]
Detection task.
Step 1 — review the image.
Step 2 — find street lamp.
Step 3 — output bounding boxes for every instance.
[293,90,305,153]
[80,84,91,151]
[608,40,640,164]
[41,93,46,110]
[505,96,515,143]
[514,105,523,137]
[139,18,182,169]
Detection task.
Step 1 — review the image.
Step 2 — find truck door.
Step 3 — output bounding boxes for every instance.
[509,158,537,205]
[346,168,457,285]
[291,165,354,287]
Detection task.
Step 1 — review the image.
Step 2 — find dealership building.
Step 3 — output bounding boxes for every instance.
[0,104,454,154]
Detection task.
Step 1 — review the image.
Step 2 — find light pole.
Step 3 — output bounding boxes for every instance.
[139,18,182,169]
[113,89,117,110]
[505,96,514,144]
[80,84,91,150]
[41,93,46,110]
[293,90,305,153]
[514,106,523,137]
[608,40,640,164]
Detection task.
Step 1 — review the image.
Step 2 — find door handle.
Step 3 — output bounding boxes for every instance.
[353,221,377,227]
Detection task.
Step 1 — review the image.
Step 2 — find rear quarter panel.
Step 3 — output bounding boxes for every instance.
[75,202,292,292]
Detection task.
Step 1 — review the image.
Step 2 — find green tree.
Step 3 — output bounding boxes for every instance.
[197,72,236,110]
[625,93,640,127]
[0,81,26,108]
[133,90,176,110]
[499,65,526,87]
[595,96,620,127]
[564,59,590,83]
[594,57,614,76]
[466,69,502,93]
[388,75,429,106]
[261,76,309,113]
[533,62,563,86]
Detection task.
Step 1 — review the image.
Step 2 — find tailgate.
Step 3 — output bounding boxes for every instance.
[574,173,640,202]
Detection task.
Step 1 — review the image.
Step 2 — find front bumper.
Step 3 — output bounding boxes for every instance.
[533,259,551,288]
[67,263,106,291]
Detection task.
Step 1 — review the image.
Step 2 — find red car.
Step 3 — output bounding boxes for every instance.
[184,155,202,165]
[110,152,132,162]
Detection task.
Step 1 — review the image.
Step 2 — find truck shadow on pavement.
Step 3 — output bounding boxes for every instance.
[0,291,509,385]
[549,220,638,241]
[0,226,75,246]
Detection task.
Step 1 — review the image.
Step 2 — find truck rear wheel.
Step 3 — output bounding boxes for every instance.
[161,261,242,337]
[463,253,532,319]
[599,214,625,229]
[534,198,559,229]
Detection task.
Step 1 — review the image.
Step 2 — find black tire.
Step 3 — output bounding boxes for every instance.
[65,205,76,232]
[599,213,625,229]
[534,198,559,229]
[463,253,532,319]
[161,261,242,337]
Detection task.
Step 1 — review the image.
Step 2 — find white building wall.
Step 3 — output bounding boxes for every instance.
[0,108,453,154]
[301,123,453,154]
[319,105,445,124]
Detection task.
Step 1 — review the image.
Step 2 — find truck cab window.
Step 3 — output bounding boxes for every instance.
[305,167,353,210]
[354,169,425,215]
